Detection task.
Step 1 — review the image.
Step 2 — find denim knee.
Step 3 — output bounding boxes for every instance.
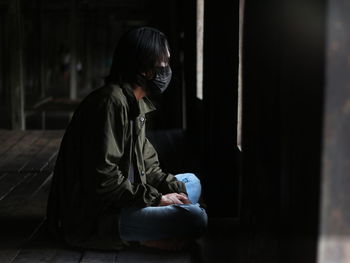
[176,173,200,183]
[175,173,202,205]
[185,205,208,237]
[186,173,200,183]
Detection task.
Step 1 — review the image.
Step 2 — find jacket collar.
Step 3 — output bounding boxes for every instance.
[121,82,157,116]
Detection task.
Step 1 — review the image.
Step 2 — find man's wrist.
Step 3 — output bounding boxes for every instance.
[151,193,163,206]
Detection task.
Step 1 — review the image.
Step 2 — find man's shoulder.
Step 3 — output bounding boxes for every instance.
[83,83,128,108]
[98,83,127,105]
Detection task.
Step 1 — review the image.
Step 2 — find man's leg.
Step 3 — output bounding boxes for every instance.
[119,203,207,241]
[174,173,202,204]
[118,173,207,249]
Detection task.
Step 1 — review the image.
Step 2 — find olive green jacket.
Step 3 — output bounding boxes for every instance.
[46,82,187,250]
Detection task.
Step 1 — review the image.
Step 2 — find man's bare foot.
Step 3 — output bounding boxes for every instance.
[140,237,192,251]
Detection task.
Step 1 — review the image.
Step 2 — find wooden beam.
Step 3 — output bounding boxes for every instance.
[237,0,245,152]
[6,0,25,130]
[84,12,92,92]
[318,0,350,262]
[69,0,78,100]
[202,0,239,217]
[38,0,46,129]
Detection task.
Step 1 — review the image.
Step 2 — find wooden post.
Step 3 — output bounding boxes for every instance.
[237,0,245,152]
[38,0,46,129]
[6,0,25,130]
[69,0,78,99]
[0,16,3,125]
[202,0,239,217]
[84,12,92,92]
[318,0,350,262]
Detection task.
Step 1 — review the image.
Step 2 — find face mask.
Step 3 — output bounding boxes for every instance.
[134,66,172,96]
[150,66,172,94]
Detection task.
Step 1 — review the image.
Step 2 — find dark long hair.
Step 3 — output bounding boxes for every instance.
[105,27,170,85]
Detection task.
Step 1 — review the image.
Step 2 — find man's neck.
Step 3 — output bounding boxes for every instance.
[132,84,147,100]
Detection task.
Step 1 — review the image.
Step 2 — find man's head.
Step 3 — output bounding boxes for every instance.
[106,27,172,95]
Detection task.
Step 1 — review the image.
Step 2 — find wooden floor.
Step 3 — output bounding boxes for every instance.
[0,129,239,263]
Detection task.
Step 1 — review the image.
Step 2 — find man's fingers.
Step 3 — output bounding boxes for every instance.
[176,194,191,204]
[178,200,191,205]
[169,196,183,204]
[172,198,184,204]
[165,193,192,205]
[176,193,188,200]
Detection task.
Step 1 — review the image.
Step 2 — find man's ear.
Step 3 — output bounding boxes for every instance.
[142,70,155,80]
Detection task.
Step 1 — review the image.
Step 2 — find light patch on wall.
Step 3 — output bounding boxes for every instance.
[237,0,245,151]
[318,236,350,263]
[196,0,204,100]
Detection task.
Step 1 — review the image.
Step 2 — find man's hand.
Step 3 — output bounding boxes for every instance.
[158,193,191,206]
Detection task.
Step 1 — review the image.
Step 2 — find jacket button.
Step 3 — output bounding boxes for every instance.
[140,116,145,122]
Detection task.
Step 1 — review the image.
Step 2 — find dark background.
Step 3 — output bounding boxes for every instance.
[1,0,350,262]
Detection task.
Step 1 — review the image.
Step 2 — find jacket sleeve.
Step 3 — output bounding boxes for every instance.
[83,98,162,208]
[142,137,188,195]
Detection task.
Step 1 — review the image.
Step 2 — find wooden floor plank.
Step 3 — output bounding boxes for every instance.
[0,173,52,262]
[0,130,44,171]
[50,248,83,263]
[20,132,63,173]
[116,248,192,263]
[198,225,250,263]
[0,130,244,263]
[0,172,50,216]
[0,172,32,201]
[0,130,64,262]
[11,222,59,263]
[80,251,118,263]
[0,172,8,181]
[3,131,55,173]
[43,152,59,173]
[39,142,61,173]
[0,129,15,144]
[11,252,54,263]
[0,131,26,157]
[11,247,57,263]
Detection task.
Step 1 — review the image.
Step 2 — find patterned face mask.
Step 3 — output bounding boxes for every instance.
[135,65,172,96]
[149,66,172,94]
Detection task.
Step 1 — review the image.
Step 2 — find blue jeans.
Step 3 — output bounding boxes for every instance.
[118,173,208,241]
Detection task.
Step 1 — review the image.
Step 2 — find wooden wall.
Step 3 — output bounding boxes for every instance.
[241,0,326,261]
[0,0,190,130]
[202,0,240,218]
[318,0,350,262]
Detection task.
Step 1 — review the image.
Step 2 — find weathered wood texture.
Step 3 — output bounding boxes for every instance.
[0,130,64,262]
[4,0,25,130]
[1,0,187,131]
[202,0,240,218]
[241,0,326,262]
[0,130,230,263]
[318,0,350,262]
